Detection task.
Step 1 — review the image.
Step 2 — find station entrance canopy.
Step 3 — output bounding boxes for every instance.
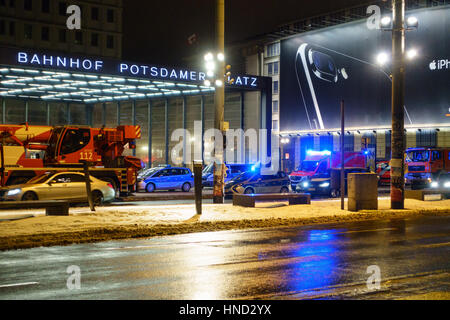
[0,47,270,103]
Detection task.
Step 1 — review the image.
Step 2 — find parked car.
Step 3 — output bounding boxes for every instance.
[225,171,291,196]
[0,172,115,204]
[202,163,254,187]
[137,167,194,192]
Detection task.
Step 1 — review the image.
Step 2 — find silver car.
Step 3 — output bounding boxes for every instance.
[0,172,115,204]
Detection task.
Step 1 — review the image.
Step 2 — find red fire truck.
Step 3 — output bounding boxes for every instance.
[0,124,143,196]
[289,150,369,197]
[405,147,450,189]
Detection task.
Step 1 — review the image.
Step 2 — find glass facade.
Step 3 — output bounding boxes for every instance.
[0,92,249,169]
[151,99,166,166]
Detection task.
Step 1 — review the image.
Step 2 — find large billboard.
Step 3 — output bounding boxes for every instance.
[280,6,449,131]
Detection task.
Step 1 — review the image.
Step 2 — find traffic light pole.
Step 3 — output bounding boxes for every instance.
[390,0,406,209]
[213,0,225,204]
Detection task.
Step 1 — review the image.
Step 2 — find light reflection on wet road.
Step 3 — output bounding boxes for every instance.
[0,216,449,299]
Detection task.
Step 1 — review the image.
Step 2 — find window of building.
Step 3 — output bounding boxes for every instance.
[266,61,279,76]
[107,9,115,23]
[24,24,32,39]
[58,29,66,42]
[344,134,354,151]
[91,7,99,20]
[42,0,50,13]
[41,26,49,41]
[106,35,114,49]
[0,20,5,35]
[9,21,14,36]
[273,81,279,95]
[59,2,66,16]
[272,120,279,131]
[267,63,273,76]
[266,43,280,58]
[23,0,31,10]
[416,129,437,147]
[91,33,99,47]
[272,100,279,113]
[74,31,83,44]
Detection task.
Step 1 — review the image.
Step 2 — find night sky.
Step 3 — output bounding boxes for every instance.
[123,0,372,67]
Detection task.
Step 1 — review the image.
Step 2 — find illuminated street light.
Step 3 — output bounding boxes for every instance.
[376,52,389,65]
[217,53,225,61]
[406,16,418,28]
[204,79,211,87]
[215,79,223,87]
[406,49,417,59]
[380,16,392,29]
[204,52,214,62]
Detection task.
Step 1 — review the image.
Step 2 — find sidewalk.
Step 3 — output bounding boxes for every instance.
[1,197,449,250]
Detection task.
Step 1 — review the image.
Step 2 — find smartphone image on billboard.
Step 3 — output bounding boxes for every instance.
[295,42,393,130]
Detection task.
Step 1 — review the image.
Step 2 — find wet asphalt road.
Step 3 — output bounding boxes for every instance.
[0,215,449,300]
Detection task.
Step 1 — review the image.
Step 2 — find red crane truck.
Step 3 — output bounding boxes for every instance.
[0,123,143,196]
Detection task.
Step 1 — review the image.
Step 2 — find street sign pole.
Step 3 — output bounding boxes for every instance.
[390,0,406,209]
[213,0,225,204]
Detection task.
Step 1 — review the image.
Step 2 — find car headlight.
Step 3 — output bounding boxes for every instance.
[302,181,309,188]
[319,182,330,188]
[444,182,450,188]
[7,188,21,196]
[430,182,439,188]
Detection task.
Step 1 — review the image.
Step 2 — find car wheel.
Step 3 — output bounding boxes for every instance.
[280,186,289,193]
[181,183,191,192]
[22,191,38,201]
[146,183,156,193]
[330,189,340,198]
[92,190,104,206]
[244,187,255,195]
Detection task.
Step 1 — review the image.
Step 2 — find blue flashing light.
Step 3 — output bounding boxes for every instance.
[307,150,331,156]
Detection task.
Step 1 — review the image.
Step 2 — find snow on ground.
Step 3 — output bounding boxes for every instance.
[0,198,449,250]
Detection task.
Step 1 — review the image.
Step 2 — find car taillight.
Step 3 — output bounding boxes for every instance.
[107,183,114,189]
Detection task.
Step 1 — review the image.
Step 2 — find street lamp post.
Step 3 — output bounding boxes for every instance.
[390,0,406,209]
[213,0,225,204]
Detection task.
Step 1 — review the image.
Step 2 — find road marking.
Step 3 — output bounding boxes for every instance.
[335,228,397,234]
[417,241,450,249]
[0,282,39,288]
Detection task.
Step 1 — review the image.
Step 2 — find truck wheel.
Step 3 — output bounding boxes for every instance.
[22,191,38,201]
[146,183,156,193]
[181,183,191,192]
[330,189,340,198]
[280,186,289,194]
[92,190,104,206]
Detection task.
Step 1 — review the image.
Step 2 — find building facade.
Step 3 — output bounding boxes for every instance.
[0,0,123,59]
[242,0,450,172]
[0,1,271,169]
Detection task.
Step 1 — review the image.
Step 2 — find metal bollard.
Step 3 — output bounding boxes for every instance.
[193,161,203,215]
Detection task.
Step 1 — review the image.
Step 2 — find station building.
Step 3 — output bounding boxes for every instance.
[0,1,272,168]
